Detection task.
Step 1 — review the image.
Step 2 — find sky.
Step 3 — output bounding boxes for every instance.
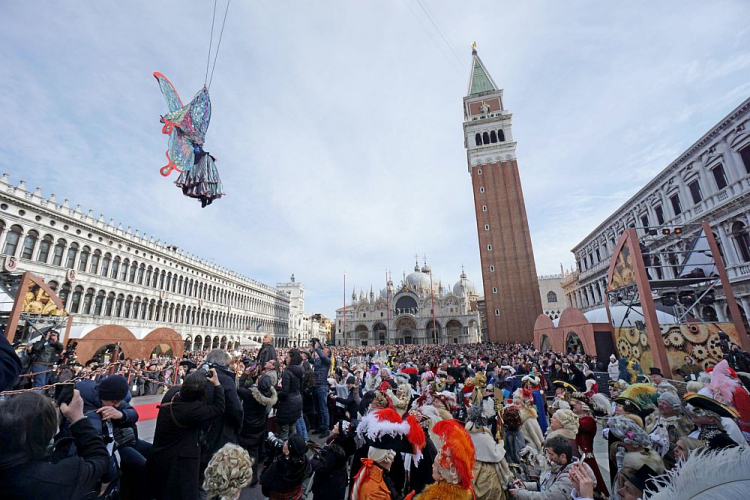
[3,1,750,317]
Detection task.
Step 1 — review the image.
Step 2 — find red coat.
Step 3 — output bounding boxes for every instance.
[576,415,609,497]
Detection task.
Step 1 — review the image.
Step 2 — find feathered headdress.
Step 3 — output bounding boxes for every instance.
[645,446,750,500]
[432,419,476,489]
[590,393,613,417]
[356,408,426,460]
[616,383,659,412]
[704,360,740,405]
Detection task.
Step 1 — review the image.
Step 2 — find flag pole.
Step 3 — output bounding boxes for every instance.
[430,267,436,344]
[385,269,389,343]
[343,272,346,347]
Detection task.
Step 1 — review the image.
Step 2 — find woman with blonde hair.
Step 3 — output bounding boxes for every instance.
[203,443,254,500]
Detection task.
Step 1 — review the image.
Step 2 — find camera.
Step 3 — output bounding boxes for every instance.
[266,432,285,451]
[199,362,215,375]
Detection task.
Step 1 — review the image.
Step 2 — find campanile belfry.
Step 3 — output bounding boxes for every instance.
[463,45,542,342]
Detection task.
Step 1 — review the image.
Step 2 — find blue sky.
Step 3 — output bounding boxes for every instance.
[3,1,750,316]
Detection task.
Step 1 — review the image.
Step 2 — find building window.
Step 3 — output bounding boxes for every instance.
[731,221,750,263]
[655,205,665,225]
[479,187,484,193]
[52,240,66,266]
[492,287,497,293]
[740,146,750,174]
[669,193,682,216]
[111,258,120,279]
[487,244,492,251]
[477,168,482,175]
[482,205,487,212]
[2,226,22,256]
[475,133,481,146]
[20,230,38,260]
[78,246,90,272]
[482,132,490,144]
[484,224,490,230]
[65,243,79,269]
[490,265,495,272]
[712,164,728,190]
[641,214,649,231]
[495,309,500,316]
[595,248,601,262]
[688,180,702,204]
[490,131,498,143]
[547,291,558,303]
[498,129,505,142]
[37,235,53,263]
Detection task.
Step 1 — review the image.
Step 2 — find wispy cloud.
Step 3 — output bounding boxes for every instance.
[2,1,750,316]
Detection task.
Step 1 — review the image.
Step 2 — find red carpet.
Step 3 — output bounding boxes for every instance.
[134,402,160,421]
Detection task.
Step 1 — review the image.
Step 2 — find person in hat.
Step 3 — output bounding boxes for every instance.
[700,359,750,440]
[351,408,426,500]
[607,415,665,495]
[684,393,746,447]
[465,389,511,500]
[72,373,144,497]
[645,392,693,470]
[649,367,677,395]
[521,374,548,435]
[616,463,660,500]
[415,420,475,500]
[404,407,439,495]
[260,434,312,500]
[608,354,620,381]
[237,368,278,487]
[549,380,575,418]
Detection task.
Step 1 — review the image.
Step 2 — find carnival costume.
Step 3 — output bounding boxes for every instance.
[153,73,225,207]
[414,420,475,500]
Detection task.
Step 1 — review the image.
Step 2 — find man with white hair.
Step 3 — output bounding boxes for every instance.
[256,334,277,367]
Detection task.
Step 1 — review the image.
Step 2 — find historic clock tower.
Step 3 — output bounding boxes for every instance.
[463,44,542,343]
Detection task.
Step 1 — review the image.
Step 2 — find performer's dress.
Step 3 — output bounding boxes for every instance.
[154,73,226,207]
[175,148,225,205]
[577,415,609,498]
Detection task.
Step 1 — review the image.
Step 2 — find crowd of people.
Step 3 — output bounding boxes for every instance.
[1,331,750,500]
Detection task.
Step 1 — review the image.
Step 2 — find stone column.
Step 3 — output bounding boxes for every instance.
[717,224,739,267]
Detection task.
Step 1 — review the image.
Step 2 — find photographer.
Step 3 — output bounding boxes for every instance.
[309,421,357,500]
[31,330,63,388]
[310,339,332,437]
[147,369,226,500]
[277,348,305,439]
[202,349,244,463]
[261,434,312,500]
[0,390,110,499]
[238,364,278,487]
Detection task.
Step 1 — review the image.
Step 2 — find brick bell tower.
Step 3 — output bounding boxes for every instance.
[463,44,542,343]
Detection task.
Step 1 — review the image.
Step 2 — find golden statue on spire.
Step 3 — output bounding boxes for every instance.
[471,41,477,52]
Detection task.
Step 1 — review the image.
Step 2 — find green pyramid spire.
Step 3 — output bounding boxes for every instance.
[467,45,499,96]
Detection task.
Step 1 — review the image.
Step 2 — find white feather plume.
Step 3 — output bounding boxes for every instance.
[645,447,750,500]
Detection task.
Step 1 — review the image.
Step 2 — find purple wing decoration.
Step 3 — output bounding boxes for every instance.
[187,86,211,144]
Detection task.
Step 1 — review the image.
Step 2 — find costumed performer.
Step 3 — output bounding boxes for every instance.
[414,419,475,500]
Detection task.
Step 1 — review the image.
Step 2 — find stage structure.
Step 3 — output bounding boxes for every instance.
[605,222,750,378]
[2,271,71,347]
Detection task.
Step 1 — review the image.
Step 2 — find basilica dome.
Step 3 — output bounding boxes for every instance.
[453,270,477,296]
[406,270,432,291]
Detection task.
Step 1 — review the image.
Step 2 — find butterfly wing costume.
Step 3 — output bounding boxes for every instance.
[154,72,225,207]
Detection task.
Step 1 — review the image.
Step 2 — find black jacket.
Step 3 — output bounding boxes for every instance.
[32,338,63,365]
[261,455,311,498]
[276,364,304,425]
[146,385,226,500]
[312,347,331,387]
[257,342,278,366]
[311,444,349,500]
[0,335,21,391]
[0,417,109,500]
[202,365,243,458]
[238,378,278,434]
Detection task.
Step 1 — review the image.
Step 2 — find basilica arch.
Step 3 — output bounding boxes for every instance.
[426,320,442,344]
[373,322,387,345]
[446,319,462,343]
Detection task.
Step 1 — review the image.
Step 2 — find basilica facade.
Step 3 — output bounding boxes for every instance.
[335,261,482,346]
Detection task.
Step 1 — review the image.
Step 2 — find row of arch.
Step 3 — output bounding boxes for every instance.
[474,129,506,146]
[51,281,287,335]
[0,221,289,319]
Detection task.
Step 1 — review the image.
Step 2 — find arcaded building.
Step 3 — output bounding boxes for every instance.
[0,175,291,361]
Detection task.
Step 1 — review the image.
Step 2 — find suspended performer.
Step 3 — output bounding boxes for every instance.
[154,72,225,207]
